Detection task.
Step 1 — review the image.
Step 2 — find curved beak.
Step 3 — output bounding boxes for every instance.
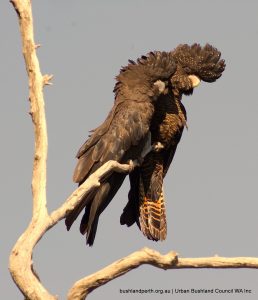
[188,75,201,88]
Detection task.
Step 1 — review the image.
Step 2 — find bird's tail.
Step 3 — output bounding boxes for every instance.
[138,156,167,241]
[66,172,126,246]
[80,183,110,246]
[138,179,167,241]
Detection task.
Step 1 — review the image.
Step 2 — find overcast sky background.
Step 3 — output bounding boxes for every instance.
[1,0,258,299]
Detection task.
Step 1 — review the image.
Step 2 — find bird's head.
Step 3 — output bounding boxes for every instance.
[170,43,225,96]
[114,44,225,101]
[170,64,200,96]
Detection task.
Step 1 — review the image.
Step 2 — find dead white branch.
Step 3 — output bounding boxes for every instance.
[9,0,53,299]
[68,248,178,300]
[68,248,258,300]
[9,1,135,299]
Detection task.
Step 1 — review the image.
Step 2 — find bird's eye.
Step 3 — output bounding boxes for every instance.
[183,66,191,74]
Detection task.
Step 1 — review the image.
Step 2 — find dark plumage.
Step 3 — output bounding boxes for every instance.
[65,43,225,246]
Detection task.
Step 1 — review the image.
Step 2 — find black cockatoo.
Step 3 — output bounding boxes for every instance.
[65,43,225,246]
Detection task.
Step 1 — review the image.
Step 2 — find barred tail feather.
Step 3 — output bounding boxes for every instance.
[139,178,167,241]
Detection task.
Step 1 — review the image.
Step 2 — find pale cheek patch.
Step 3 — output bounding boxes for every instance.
[188,75,201,88]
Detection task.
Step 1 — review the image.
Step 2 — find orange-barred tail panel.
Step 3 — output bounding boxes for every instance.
[139,173,167,241]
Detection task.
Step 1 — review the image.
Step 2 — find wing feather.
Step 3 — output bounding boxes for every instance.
[66,99,154,238]
[73,100,154,184]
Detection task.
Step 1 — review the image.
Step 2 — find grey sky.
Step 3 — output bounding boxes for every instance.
[1,0,258,299]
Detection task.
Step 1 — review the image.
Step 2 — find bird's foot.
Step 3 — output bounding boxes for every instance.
[127,142,164,171]
[127,159,139,173]
[152,142,164,152]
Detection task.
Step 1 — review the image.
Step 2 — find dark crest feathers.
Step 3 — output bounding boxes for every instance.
[171,43,226,82]
[114,44,225,98]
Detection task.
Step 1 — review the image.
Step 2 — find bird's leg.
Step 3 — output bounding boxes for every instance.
[152,142,164,152]
[126,133,164,172]
[141,141,164,156]
[134,141,164,167]
[127,159,139,172]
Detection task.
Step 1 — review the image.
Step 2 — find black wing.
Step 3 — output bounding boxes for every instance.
[65,99,154,245]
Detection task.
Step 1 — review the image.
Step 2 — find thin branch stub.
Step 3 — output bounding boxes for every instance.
[43,74,53,86]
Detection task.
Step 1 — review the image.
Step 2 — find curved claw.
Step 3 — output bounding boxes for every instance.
[152,142,164,152]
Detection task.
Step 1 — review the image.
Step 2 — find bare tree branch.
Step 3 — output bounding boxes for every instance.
[9,1,135,299]
[9,0,54,299]
[68,248,178,300]
[9,1,258,300]
[68,248,258,300]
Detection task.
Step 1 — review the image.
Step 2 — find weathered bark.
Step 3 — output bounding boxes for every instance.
[68,248,258,300]
[9,1,136,299]
[9,0,54,299]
